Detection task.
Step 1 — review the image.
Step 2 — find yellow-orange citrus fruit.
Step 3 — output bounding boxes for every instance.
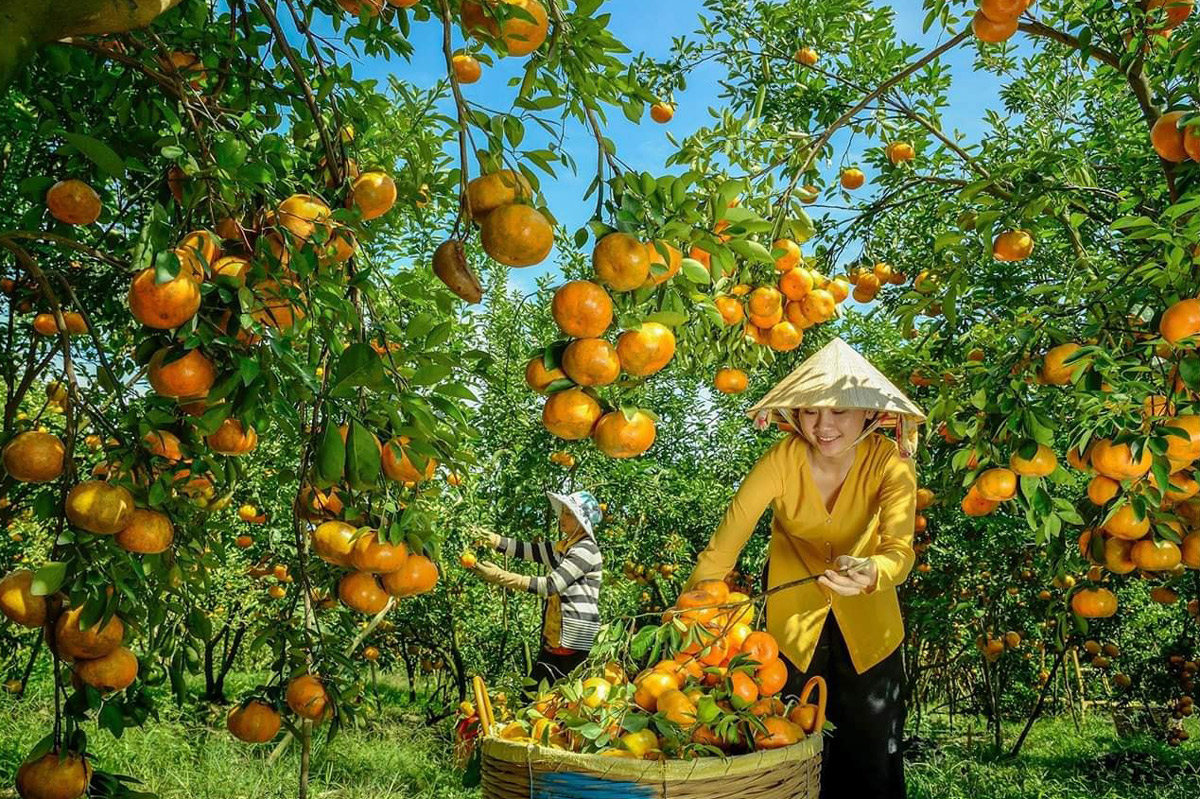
[276,194,332,243]
[452,52,482,83]
[616,322,676,377]
[768,321,802,351]
[33,312,88,336]
[773,239,801,271]
[461,0,550,57]
[972,10,1018,42]
[349,171,397,220]
[207,419,258,455]
[1040,342,1084,385]
[211,255,250,286]
[1090,438,1154,480]
[1009,444,1057,477]
[339,571,390,614]
[1103,504,1151,540]
[350,531,409,574]
[993,229,1034,262]
[380,553,439,596]
[75,646,138,692]
[840,167,865,189]
[480,204,553,267]
[976,468,1017,502]
[649,102,674,123]
[228,701,282,743]
[885,141,915,164]
[3,431,65,483]
[114,509,174,554]
[15,751,91,799]
[525,356,568,393]
[382,436,437,482]
[0,570,46,628]
[794,47,818,65]
[46,179,101,225]
[466,170,532,220]
[1131,538,1182,571]
[148,347,216,400]
[542,388,602,439]
[1087,475,1120,506]
[286,674,330,721]
[642,241,682,287]
[312,520,356,566]
[65,480,135,535]
[1151,111,1189,163]
[593,232,650,291]
[1071,587,1117,618]
[980,0,1027,22]
[715,296,744,326]
[592,410,656,459]
[178,229,221,266]
[552,280,612,338]
[714,368,748,394]
[800,288,836,324]
[1161,298,1200,344]
[562,338,621,386]
[56,606,125,660]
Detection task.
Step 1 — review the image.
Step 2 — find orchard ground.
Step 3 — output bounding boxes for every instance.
[2,670,1198,799]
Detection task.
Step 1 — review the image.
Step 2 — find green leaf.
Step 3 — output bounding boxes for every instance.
[345,420,381,491]
[643,311,688,327]
[681,257,711,284]
[788,210,815,243]
[315,422,345,488]
[332,343,388,395]
[213,134,249,169]
[31,562,67,596]
[188,608,213,642]
[62,132,124,179]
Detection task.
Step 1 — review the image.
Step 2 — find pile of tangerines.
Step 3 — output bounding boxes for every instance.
[492,578,826,758]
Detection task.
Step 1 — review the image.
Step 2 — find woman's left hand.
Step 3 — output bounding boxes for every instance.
[818,555,878,596]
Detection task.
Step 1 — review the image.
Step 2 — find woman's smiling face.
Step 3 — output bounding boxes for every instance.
[797,407,872,457]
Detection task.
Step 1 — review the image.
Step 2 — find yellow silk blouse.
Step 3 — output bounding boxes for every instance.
[685,432,917,674]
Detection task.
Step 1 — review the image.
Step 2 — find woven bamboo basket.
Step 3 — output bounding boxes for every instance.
[479,733,822,799]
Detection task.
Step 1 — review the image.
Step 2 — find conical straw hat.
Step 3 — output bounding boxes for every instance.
[747,337,926,456]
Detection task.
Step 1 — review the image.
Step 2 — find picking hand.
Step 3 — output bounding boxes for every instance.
[468,526,501,551]
[818,555,878,597]
[471,560,530,592]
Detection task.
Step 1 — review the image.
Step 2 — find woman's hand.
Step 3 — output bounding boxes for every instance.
[471,560,531,592]
[468,525,501,550]
[818,555,878,596]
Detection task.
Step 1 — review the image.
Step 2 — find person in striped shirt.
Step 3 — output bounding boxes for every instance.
[468,490,604,691]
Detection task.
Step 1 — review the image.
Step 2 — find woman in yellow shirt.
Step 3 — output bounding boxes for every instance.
[684,338,923,799]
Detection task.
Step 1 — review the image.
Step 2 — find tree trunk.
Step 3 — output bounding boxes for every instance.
[1008,647,1067,758]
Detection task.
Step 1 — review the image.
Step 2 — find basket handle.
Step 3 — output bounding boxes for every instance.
[472,674,495,733]
[799,675,827,732]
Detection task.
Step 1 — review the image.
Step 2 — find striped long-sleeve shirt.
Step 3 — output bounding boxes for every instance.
[498,533,603,652]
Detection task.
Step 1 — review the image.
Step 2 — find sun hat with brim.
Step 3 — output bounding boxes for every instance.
[547,490,603,537]
[747,336,926,457]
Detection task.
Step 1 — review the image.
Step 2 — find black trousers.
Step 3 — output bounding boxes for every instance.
[783,619,907,799]
[526,648,588,696]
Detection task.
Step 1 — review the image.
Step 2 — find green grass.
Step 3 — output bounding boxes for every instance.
[906,713,1200,799]
[0,673,478,799]
[3,674,1198,799]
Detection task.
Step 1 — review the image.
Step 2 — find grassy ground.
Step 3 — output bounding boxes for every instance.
[0,673,477,799]
[906,713,1200,799]
[2,674,1198,798]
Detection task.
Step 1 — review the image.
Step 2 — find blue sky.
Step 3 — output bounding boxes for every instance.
[346,1,1010,293]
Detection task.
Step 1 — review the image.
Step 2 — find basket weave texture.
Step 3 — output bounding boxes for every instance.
[481,734,822,799]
